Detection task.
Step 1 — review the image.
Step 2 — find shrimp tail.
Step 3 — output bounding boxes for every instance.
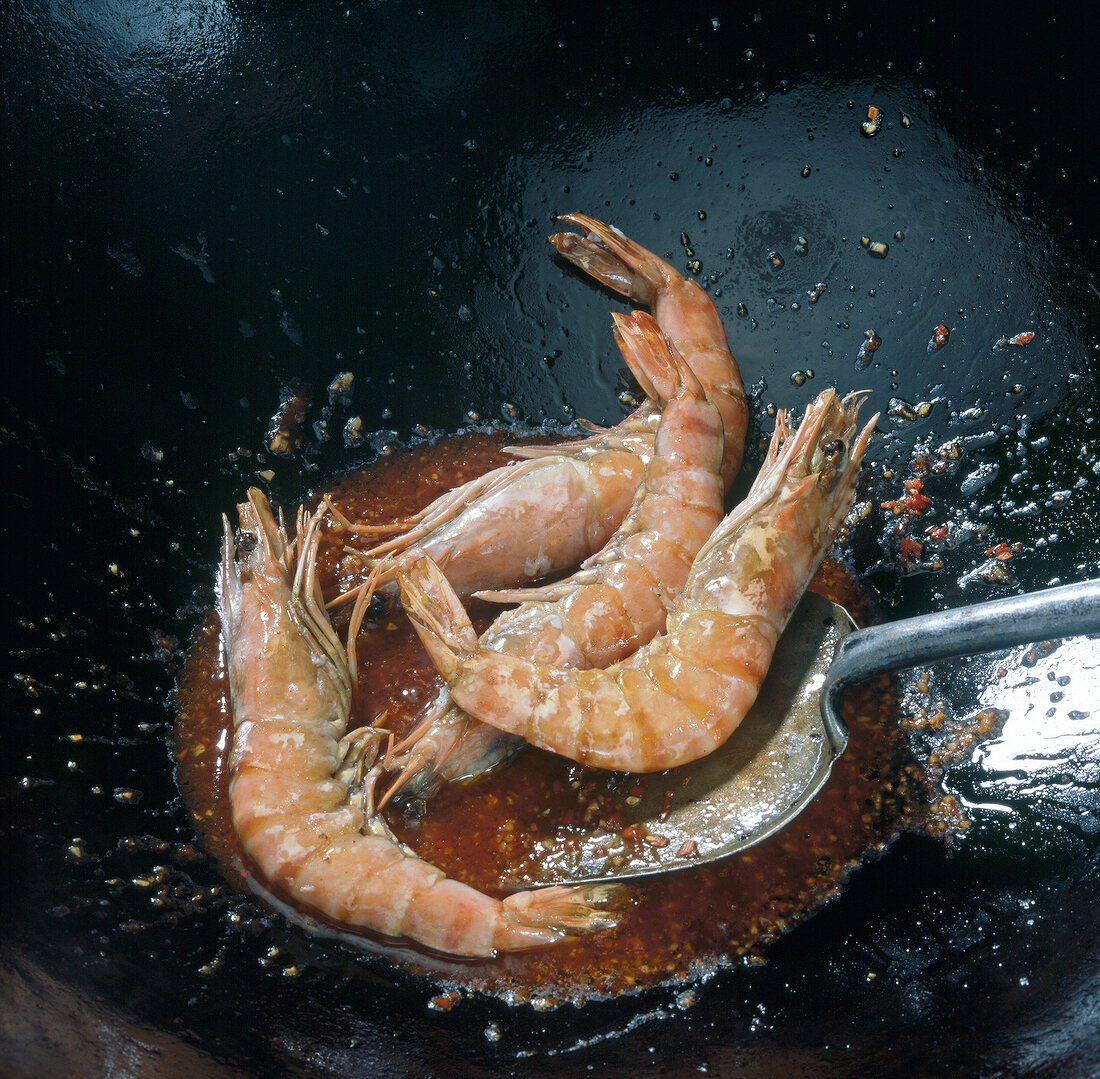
[502,884,623,933]
[551,213,661,305]
[398,556,479,682]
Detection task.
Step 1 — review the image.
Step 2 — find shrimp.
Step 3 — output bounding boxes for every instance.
[379,311,726,799]
[546,212,747,490]
[330,214,745,600]
[400,389,877,774]
[216,487,619,956]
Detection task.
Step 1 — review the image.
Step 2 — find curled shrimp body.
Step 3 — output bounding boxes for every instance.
[401,390,877,774]
[334,214,745,599]
[380,312,726,798]
[547,212,747,490]
[217,488,618,956]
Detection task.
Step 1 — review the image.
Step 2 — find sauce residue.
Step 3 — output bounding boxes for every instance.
[174,431,927,1002]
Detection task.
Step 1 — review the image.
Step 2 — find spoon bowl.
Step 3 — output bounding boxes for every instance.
[517,579,1100,888]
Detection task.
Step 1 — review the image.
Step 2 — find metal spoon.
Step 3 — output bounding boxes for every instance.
[513,578,1100,888]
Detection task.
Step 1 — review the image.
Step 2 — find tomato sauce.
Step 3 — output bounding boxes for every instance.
[174,431,922,1002]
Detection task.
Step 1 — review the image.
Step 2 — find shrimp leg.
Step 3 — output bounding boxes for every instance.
[217,488,619,956]
[401,390,878,774]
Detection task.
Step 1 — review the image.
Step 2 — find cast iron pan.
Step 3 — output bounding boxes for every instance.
[3,3,1098,1076]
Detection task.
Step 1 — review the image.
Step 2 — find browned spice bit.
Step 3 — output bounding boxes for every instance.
[344,416,365,447]
[861,105,882,136]
[855,329,881,371]
[921,794,971,839]
[975,560,1015,585]
[767,251,785,270]
[644,834,671,849]
[660,789,675,822]
[807,281,827,303]
[266,379,312,456]
[928,708,1009,770]
[1021,640,1060,668]
[327,370,354,406]
[928,324,950,352]
[900,705,947,732]
[676,840,699,859]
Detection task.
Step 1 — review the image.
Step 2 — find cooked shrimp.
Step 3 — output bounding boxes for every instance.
[330,214,745,599]
[217,487,618,956]
[546,212,747,489]
[379,311,726,799]
[400,389,877,773]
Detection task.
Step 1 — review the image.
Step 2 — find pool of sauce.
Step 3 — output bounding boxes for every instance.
[174,431,927,1002]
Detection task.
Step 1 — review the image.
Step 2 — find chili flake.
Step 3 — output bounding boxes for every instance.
[899,536,924,560]
[881,478,931,516]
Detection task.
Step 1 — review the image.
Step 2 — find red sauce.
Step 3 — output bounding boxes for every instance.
[174,431,920,1002]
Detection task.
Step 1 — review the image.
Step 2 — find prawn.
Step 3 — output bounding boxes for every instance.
[330,214,746,600]
[379,311,726,799]
[400,389,877,773]
[216,487,619,956]
[546,213,746,490]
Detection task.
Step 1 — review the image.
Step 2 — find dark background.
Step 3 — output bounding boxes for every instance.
[3,2,1098,1076]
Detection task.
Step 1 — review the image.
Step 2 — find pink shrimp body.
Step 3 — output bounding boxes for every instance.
[547,212,747,490]
[401,390,877,774]
[217,488,618,956]
[381,311,726,797]
[334,214,745,599]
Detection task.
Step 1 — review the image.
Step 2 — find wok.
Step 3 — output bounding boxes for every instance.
[3,2,1098,1076]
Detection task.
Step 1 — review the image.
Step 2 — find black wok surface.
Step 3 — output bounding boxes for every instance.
[3,2,1099,1076]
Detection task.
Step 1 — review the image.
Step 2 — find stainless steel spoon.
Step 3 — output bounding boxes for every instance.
[513,578,1100,888]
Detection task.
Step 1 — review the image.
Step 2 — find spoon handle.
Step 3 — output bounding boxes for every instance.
[822,579,1100,743]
